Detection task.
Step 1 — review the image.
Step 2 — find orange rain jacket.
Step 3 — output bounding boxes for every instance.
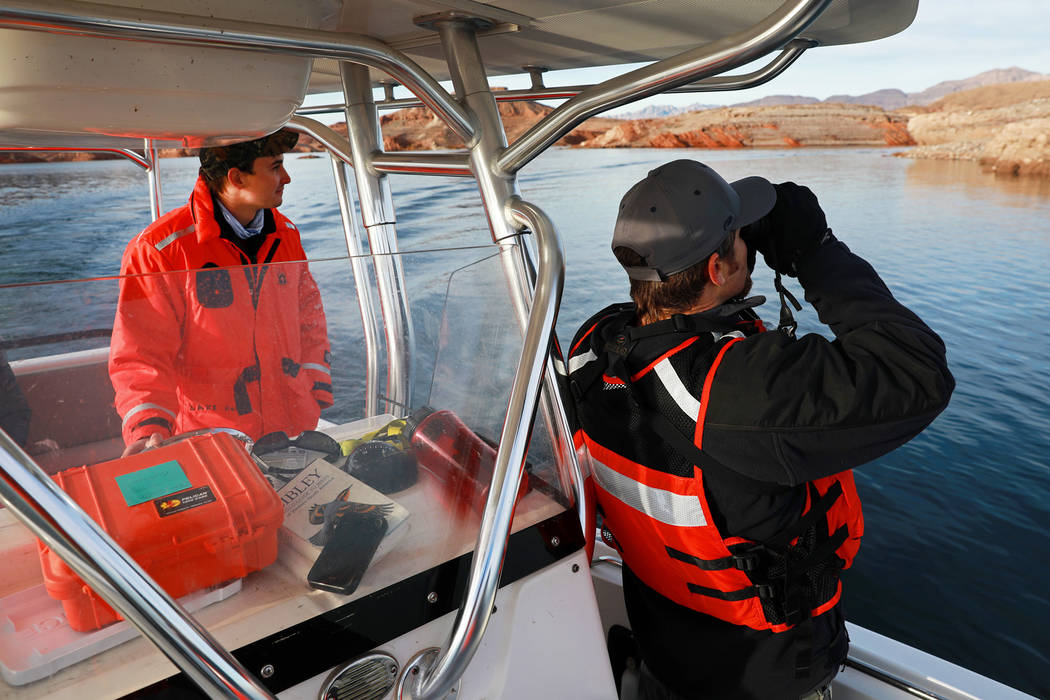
[110,177,332,445]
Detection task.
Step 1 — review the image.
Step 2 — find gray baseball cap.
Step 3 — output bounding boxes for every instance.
[612,159,776,281]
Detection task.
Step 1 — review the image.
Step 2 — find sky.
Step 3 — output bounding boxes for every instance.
[302,0,1050,118]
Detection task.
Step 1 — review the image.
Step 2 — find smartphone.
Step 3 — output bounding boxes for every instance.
[307,510,388,595]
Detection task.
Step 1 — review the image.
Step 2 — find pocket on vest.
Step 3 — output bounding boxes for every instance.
[196,265,234,308]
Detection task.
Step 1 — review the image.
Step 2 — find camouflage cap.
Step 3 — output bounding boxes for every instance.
[198,128,299,184]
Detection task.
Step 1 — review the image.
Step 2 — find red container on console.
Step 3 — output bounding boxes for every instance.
[409,409,530,519]
[38,432,283,631]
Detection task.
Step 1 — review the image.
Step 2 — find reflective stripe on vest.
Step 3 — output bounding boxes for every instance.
[592,456,706,527]
[302,362,331,376]
[121,401,177,426]
[653,358,701,422]
[154,225,195,251]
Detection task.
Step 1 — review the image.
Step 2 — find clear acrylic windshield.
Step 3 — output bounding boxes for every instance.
[0,235,572,697]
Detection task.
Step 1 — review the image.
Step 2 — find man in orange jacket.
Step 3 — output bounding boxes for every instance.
[110,129,332,455]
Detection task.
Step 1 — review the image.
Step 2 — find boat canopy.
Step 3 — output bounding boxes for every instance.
[0,0,918,147]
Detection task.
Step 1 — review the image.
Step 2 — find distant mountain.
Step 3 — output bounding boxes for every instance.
[813,67,1048,109]
[611,102,717,119]
[907,67,1046,105]
[765,67,1046,110]
[607,68,1047,116]
[823,89,909,109]
[733,95,820,107]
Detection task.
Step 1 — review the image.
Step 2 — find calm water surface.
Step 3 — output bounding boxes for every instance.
[1,148,1048,697]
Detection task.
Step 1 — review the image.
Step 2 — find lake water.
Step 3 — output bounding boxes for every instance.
[2,147,1049,697]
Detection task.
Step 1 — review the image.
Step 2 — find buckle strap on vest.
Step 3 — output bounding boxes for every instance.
[765,480,844,550]
[666,545,759,572]
[671,518,850,619]
[685,582,771,601]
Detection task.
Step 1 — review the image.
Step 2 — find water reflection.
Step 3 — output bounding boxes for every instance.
[905,157,1050,203]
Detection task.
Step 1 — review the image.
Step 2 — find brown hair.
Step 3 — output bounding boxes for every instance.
[198,129,298,193]
[615,230,737,325]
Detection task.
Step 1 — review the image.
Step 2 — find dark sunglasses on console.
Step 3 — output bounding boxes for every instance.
[253,430,343,463]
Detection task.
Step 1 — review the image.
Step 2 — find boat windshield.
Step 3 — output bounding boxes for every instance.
[0,215,573,697]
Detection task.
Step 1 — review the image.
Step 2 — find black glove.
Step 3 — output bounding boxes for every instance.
[741,182,831,277]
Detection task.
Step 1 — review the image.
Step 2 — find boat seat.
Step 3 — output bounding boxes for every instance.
[11,347,124,474]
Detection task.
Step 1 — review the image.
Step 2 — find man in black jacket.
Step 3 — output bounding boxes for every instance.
[566,160,954,699]
[0,347,30,446]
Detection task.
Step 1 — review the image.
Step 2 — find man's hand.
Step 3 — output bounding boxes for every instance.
[741,182,830,277]
[121,432,163,457]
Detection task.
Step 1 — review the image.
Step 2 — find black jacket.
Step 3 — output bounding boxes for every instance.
[567,240,954,699]
[0,348,30,446]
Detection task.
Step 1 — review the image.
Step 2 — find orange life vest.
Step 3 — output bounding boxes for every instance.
[568,310,863,632]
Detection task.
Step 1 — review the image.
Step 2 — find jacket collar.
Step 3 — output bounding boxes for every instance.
[606,296,766,342]
[189,176,223,244]
[590,297,767,369]
[188,176,278,244]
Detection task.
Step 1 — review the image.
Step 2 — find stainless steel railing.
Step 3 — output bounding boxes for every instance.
[0,142,162,220]
[497,0,832,174]
[288,113,419,417]
[329,154,383,418]
[0,145,151,168]
[144,138,163,220]
[296,38,815,116]
[403,197,564,700]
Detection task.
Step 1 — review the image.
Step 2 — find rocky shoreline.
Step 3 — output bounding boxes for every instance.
[3,76,1047,177]
[374,99,912,152]
[897,81,1050,177]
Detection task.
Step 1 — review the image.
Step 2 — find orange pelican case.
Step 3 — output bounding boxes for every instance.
[38,432,283,631]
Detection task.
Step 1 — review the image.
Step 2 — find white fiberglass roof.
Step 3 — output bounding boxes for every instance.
[307,0,917,92]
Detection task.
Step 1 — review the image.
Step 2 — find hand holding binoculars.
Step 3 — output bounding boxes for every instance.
[741,182,833,277]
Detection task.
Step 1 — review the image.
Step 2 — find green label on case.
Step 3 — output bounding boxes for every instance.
[115,460,191,507]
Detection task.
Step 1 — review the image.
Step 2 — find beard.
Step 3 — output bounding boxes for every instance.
[730,274,753,301]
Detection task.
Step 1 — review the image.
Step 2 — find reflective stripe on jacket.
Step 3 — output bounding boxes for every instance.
[110,176,332,444]
[568,306,863,632]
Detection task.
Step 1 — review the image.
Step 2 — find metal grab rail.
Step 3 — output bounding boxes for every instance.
[843,658,952,700]
[684,38,815,92]
[0,142,164,219]
[0,0,477,145]
[497,0,831,174]
[287,115,356,169]
[144,138,163,221]
[340,62,417,415]
[329,154,382,418]
[290,109,473,178]
[0,145,151,169]
[404,197,564,700]
[369,151,473,177]
[0,433,275,700]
